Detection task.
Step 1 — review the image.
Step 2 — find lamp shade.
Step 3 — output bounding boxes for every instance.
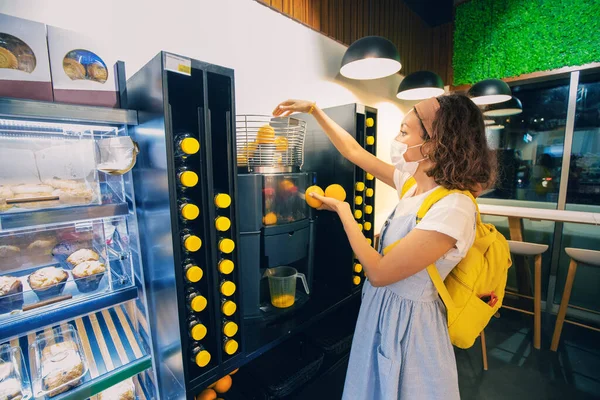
[396,71,444,100]
[483,96,523,116]
[468,79,512,105]
[340,36,401,80]
[484,119,495,125]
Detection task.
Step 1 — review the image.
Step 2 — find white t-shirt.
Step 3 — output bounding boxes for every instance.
[392,170,476,259]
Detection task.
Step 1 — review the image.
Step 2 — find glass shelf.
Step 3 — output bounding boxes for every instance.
[2,304,151,400]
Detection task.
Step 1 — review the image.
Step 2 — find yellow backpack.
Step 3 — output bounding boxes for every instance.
[384,178,512,349]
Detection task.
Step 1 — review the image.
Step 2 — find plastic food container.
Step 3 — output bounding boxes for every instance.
[30,325,88,398]
[0,343,32,400]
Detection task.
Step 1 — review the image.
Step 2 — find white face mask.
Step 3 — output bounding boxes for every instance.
[390,140,427,176]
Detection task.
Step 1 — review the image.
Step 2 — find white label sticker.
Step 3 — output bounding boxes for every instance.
[165,54,191,76]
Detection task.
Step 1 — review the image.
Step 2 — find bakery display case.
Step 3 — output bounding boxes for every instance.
[0,97,153,400]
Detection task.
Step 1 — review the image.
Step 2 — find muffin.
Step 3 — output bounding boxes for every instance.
[0,276,23,314]
[72,261,105,293]
[66,249,99,267]
[51,242,87,261]
[0,246,20,271]
[98,378,134,400]
[27,267,68,300]
[0,377,22,400]
[41,341,84,397]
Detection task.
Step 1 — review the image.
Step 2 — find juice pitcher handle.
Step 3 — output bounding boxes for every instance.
[296,273,310,294]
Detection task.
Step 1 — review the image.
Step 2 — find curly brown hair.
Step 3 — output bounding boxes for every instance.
[415,93,497,193]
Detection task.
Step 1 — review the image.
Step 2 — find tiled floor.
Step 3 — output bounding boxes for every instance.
[456,310,600,400]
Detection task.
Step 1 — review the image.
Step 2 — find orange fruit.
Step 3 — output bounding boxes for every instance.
[229,368,239,375]
[275,136,288,151]
[263,212,277,225]
[305,185,324,208]
[256,124,275,144]
[325,184,346,201]
[213,375,233,394]
[196,388,217,400]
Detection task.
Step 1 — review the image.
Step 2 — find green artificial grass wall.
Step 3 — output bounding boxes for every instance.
[453,0,600,85]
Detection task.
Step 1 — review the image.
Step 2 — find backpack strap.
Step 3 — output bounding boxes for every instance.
[416,187,479,311]
[400,176,416,198]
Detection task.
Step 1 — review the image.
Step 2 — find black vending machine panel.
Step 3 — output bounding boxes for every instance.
[127,51,242,396]
[300,104,377,295]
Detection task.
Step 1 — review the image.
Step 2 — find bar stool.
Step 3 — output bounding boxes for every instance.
[503,240,548,350]
[550,247,600,352]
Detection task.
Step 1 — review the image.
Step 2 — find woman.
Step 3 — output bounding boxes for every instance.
[273,94,496,399]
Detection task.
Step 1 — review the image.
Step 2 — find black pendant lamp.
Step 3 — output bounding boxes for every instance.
[468,79,512,105]
[483,96,523,116]
[340,36,401,80]
[396,71,444,100]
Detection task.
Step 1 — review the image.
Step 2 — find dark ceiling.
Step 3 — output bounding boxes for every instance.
[402,0,454,27]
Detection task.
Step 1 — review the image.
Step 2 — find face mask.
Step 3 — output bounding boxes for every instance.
[390,140,427,176]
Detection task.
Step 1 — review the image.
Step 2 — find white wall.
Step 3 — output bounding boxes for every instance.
[0,0,412,232]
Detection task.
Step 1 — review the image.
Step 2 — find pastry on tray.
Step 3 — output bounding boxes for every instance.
[27,267,68,301]
[98,377,135,400]
[0,276,24,314]
[72,260,106,293]
[10,184,54,196]
[0,377,23,400]
[0,186,14,202]
[51,188,94,205]
[41,341,84,397]
[66,249,99,267]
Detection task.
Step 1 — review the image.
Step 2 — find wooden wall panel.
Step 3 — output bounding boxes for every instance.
[257,0,454,84]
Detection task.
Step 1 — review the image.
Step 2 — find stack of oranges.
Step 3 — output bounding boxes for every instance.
[196,368,239,400]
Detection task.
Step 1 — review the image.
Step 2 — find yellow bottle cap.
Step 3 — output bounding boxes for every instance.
[365,205,373,214]
[353,276,361,285]
[180,137,200,155]
[181,203,200,220]
[222,300,237,316]
[186,266,203,283]
[224,339,239,355]
[355,196,363,205]
[355,182,365,191]
[180,171,199,187]
[219,259,235,275]
[354,263,363,273]
[219,239,235,254]
[215,216,231,232]
[357,223,363,231]
[215,193,232,209]
[366,188,374,197]
[221,281,236,297]
[366,173,374,180]
[366,117,374,127]
[364,222,372,231]
[366,136,375,145]
[191,323,207,341]
[366,238,372,245]
[184,235,202,252]
[223,321,239,337]
[195,350,211,367]
[191,295,208,312]
[354,210,363,219]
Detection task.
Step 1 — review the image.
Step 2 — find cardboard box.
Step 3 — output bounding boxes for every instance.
[47,26,120,108]
[0,13,53,101]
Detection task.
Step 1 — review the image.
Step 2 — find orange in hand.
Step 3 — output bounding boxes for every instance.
[325,184,346,201]
[305,185,324,208]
